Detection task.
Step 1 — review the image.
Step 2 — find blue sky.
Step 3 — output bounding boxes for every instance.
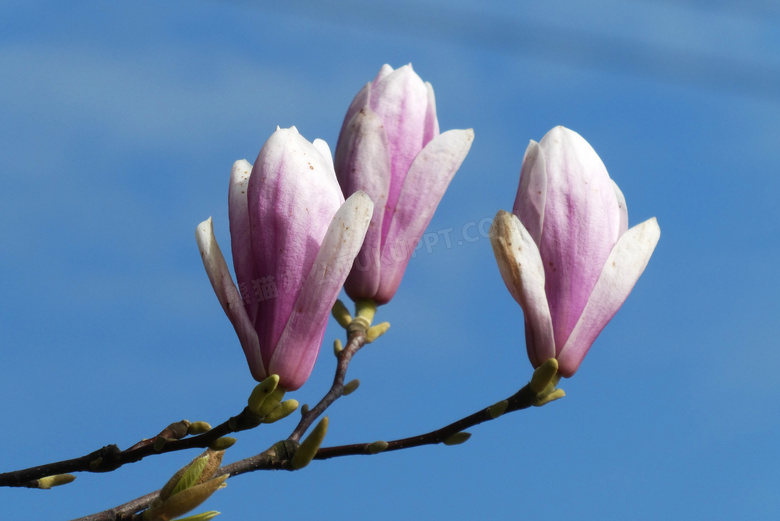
[1,1,779,519]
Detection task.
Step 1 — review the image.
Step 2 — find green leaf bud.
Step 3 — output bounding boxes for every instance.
[534,388,566,407]
[442,432,471,446]
[488,400,509,419]
[35,474,75,489]
[171,455,209,496]
[291,417,329,470]
[247,375,281,415]
[342,379,360,396]
[188,421,212,435]
[161,450,221,501]
[251,387,286,418]
[146,475,228,521]
[208,437,236,451]
[263,399,299,423]
[170,511,221,521]
[529,358,559,394]
[367,440,389,454]
[365,322,390,343]
[332,299,353,328]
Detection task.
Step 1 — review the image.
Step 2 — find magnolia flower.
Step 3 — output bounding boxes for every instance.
[490,126,660,377]
[334,64,473,304]
[197,127,373,391]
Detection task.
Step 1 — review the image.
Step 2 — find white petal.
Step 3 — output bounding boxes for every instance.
[489,210,556,366]
[313,138,336,174]
[196,217,266,380]
[512,140,547,245]
[612,180,629,236]
[557,217,661,376]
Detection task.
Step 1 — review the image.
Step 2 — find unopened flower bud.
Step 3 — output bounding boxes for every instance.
[335,64,473,304]
[197,128,374,391]
[491,126,659,377]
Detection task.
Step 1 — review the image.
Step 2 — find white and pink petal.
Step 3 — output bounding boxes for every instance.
[513,140,547,246]
[536,126,622,350]
[269,191,374,390]
[376,128,474,303]
[248,127,344,364]
[556,217,660,376]
[196,217,266,381]
[490,211,556,367]
[334,106,392,301]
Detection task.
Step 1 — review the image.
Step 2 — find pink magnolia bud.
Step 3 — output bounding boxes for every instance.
[490,126,660,377]
[335,64,474,304]
[197,127,373,390]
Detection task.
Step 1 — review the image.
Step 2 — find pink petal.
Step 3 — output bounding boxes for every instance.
[196,217,266,380]
[556,217,661,377]
[370,64,430,230]
[248,127,344,367]
[376,128,474,303]
[489,211,556,367]
[339,83,371,142]
[334,105,392,301]
[269,191,374,390]
[536,126,622,350]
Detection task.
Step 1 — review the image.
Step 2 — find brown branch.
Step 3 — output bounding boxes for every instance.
[4,317,371,490]
[72,380,549,520]
[0,408,264,488]
[315,383,538,459]
[9,304,559,520]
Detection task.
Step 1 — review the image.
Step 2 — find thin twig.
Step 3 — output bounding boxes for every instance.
[0,408,262,488]
[289,324,367,442]
[315,383,538,458]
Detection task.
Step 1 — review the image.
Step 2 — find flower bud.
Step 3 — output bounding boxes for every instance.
[491,126,660,377]
[197,128,374,390]
[335,65,473,304]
